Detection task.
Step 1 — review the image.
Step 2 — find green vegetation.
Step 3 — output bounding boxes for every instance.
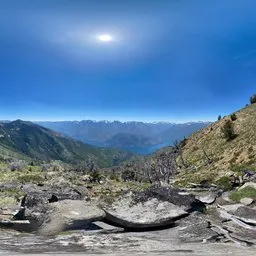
[216,176,232,191]
[221,120,236,141]
[0,120,133,168]
[230,113,237,121]
[230,163,256,175]
[230,186,256,201]
[218,115,222,121]
[250,94,256,104]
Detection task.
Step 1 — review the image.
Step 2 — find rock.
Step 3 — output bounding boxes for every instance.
[238,182,256,190]
[104,197,188,229]
[196,193,216,204]
[39,200,106,235]
[19,183,86,230]
[240,198,254,206]
[218,204,244,214]
[222,221,256,244]
[233,206,256,224]
[179,220,219,243]
[103,187,205,229]
[221,191,233,202]
[132,186,206,212]
[93,221,124,233]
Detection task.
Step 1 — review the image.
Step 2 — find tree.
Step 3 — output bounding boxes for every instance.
[230,113,237,121]
[218,115,222,121]
[250,94,256,104]
[221,120,236,141]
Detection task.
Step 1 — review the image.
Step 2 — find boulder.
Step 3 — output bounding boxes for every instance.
[20,183,86,230]
[233,206,256,224]
[240,198,254,206]
[196,193,216,204]
[39,200,106,235]
[103,186,205,229]
[238,182,256,191]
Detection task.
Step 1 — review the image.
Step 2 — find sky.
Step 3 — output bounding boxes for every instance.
[0,0,256,123]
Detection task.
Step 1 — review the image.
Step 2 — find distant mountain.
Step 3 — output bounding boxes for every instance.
[37,120,211,154]
[0,120,133,167]
[105,133,152,148]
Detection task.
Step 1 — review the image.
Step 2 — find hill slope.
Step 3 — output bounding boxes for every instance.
[0,120,133,167]
[175,104,256,183]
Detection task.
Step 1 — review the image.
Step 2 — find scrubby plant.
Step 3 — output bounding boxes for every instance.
[230,186,256,201]
[230,113,237,121]
[250,94,256,104]
[216,176,232,191]
[218,115,222,121]
[221,120,236,141]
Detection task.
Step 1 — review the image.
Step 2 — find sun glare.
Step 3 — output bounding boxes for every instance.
[98,34,113,42]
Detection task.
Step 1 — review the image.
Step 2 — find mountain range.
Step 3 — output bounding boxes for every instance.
[0,120,133,167]
[37,121,211,154]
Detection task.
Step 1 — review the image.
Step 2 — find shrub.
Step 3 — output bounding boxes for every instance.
[221,120,236,141]
[250,94,256,104]
[230,186,256,201]
[17,173,44,183]
[230,113,237,121]
[218,115,222,121]
[216,176,232,191]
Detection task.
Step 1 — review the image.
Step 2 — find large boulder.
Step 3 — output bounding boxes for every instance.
[19,183,87,230]
[39,200,106,235]
[103,186,205,229]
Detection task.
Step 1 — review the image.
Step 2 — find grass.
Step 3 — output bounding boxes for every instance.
[175,104,256,184]
[230,186,256,201]
[0,196,18,207]
[215,176,232,191]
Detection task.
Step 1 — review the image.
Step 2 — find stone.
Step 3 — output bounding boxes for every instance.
[218,204,244,214]
[104,197,188,229]
[93,221,124,233]
[102,187,205,229]
[238,182,256,190]
[240,198,254,206]
[179,221,219,242]
[196,193,216,204]
[39,200,106,235]
[233,206,256,224]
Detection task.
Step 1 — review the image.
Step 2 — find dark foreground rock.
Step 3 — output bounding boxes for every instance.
[103,186,205,229]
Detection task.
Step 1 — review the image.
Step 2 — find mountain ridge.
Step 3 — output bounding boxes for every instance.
[0,120,133,167]
[36,120,211,154]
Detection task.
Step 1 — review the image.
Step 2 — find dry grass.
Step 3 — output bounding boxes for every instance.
[176,104,256,182]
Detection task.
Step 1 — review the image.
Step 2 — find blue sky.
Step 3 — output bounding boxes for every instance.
[0,0,256,122]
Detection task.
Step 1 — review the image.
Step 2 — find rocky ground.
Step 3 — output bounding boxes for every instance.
[0,177,256,255]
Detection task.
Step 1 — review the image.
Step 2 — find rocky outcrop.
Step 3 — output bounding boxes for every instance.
[103,186,205,229]
[19,183,87,230]
[39,200,106,235]
[178,214,219,242]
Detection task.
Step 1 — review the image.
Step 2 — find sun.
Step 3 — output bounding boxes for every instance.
[98,34,113,42]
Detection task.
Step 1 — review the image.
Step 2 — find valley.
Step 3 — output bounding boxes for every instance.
[37,120,210,154]
[0,102,256,255]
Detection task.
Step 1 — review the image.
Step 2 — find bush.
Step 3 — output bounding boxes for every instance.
[221,120,236,141]
[250,94,256,104]
[230,113,237,121]
[230,186,256,201]
[216,176,232,191]
[218,115,222,121]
